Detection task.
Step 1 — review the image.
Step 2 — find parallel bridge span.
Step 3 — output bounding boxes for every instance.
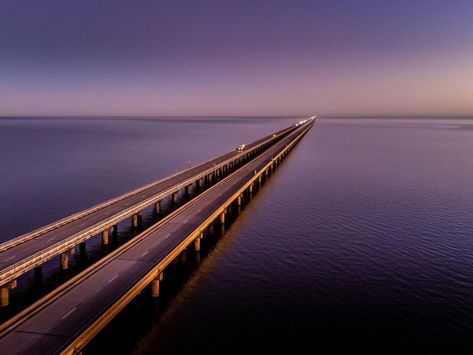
[0,119,315,354]
[0,123,300,303]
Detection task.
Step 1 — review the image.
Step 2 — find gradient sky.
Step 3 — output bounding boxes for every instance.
[1,0,472,117]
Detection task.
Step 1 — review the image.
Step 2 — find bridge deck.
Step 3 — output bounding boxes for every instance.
[0,124,297,286]
[0,121,314,354]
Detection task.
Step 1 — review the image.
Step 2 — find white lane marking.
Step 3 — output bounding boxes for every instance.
[164,233,171,239]
[107,274,119,283]
[47,237,56,242]
[4,255,16,262]
[141,250,149,258]
[183,218,188,223]
[61,306,77,320]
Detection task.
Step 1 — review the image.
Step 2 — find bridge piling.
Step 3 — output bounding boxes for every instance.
[60,249,76,270]
[154,201,161,214]
[172,191,179,204]
[132,213,141,228]
[0,282,16,307]
[194,235,201,251]
[219,212,225,224]
[185,185,192,197]
[151,272,164,297]
[102,229,110,246]
[60,253,69,270]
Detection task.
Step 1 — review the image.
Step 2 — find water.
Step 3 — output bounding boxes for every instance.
[1,117,473,353]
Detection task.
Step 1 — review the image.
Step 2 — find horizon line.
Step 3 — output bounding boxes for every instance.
[0,114,472,120]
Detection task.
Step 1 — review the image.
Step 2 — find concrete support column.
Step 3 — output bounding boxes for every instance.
[151,272,164,298]
[154,201,161,214]
[194,236,201,251]
[172,191,179,204]
[249,184,253,194]
[132,213,141,227]
[220,212,225,224]
[0,286,9,307]
[60,253,69,270]
[185,185,191,196]
[0,281,15,307]
[102,229,110,245]
[237,195,242,206]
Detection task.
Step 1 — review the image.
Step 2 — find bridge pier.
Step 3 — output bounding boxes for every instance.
[151,272,164,298]
[194,233,203,252]
[172,191,179,204]
[154,201,161,214]
[60,253,69,270]
[219,212,225,224]
[237,195,242,206]
[0,281,16,307]
[60,249,75,270]
[185,185,192,197]
[249,184,253,194]
[102,229,110,246]
[132,213,141,228]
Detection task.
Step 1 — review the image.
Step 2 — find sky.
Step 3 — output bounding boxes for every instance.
[1,0,472,117]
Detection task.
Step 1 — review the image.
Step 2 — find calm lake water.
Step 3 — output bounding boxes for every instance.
[1,117,473,353]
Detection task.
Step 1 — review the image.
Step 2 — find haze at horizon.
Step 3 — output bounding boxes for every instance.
[1,0,472,117]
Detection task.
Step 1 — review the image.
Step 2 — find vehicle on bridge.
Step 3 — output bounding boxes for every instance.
[236,144,246,151]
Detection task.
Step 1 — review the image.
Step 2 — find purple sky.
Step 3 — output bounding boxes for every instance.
[1,0,472,116]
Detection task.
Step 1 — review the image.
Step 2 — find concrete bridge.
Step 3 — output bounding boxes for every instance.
[0,118,314,354]
[0,123,301,307]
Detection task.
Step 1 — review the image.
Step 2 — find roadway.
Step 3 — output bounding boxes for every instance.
[0,123,299,288]
[0,120,314,354]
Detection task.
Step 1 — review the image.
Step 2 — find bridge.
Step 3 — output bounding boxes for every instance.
[0,118,314,354]
[0,123,301,307]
